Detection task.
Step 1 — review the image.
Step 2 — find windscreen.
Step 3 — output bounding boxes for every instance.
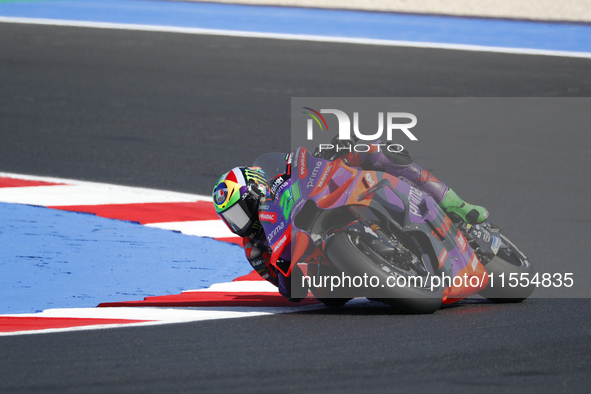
[253,153,288,182]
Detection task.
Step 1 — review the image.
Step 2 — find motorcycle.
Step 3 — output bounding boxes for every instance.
[253,147,536,313]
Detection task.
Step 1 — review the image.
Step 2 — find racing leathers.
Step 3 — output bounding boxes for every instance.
[243,227,292,298]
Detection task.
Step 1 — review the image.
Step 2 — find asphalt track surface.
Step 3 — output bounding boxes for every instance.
[1,22,591,393]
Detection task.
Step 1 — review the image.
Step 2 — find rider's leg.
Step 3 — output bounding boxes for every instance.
[440,189,489,225]
[366,149,489,224]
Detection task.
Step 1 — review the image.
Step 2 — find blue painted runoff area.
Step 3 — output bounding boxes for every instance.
[0,202,249,314]
[0,0,590,54]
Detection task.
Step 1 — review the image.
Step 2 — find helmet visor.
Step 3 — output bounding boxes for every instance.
[220,199,253,235]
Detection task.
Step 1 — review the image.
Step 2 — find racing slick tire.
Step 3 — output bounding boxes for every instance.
[324,231,442,314]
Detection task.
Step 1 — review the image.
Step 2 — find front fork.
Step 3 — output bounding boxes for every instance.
[457,221,503,265]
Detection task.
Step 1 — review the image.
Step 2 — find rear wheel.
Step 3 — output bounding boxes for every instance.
[324,230,442,314]
[478,234,536,302]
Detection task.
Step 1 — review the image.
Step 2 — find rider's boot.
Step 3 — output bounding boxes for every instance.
[364,149,489,224]
[440,188,489,224]
[412,170,489,224]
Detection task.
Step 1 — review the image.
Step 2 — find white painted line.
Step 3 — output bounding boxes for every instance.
[0,172,209,206]
[146,220,237,238]
[0,171,237,242]
[0,304,325,336]
[184,280,278,293]
[1,16,590,59]
[0,276,323,336]
[2,306,287,321]
[0,298,393,336]
[0,184,199,206]
[0,174,313,337]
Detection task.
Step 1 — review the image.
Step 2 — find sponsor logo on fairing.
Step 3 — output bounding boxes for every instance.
[408,186,423,216]
[270,176,286,197]
[457,231,468,254]
[259,212,277,223]
[267,221,285,243]
[438,248,448,268]
[274,181,290,204]
[274,232,289,250]
[299,150,308,178]
[316,164,333,189]
[470,253,480,272]
[291,198,306,220]
[307,161,323,189]
[431,215,452,239]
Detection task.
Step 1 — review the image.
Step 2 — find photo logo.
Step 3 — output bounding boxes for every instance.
[304,107,418,154]
[302,107,329,139]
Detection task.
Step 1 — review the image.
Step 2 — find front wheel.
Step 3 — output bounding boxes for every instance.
[306,263,352,307]
[478,234,536,303]
[324,231,443,314]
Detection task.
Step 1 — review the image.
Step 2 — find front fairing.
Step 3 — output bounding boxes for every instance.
[259,185,292,263]
[254,153,294,275]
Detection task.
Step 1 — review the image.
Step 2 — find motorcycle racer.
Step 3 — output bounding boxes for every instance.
[212,146,489,299]
[212,166,292,297]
